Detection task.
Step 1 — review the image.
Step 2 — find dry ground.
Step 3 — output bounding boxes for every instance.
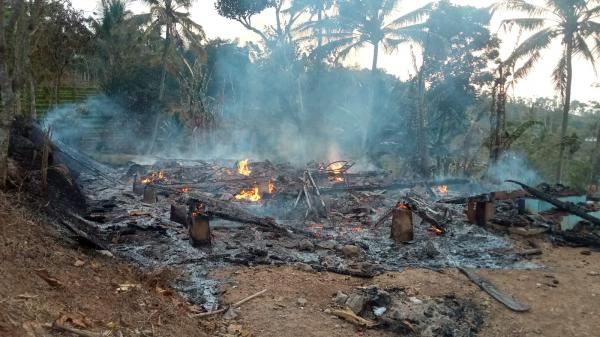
[0,190,599,337]
[211,240,600,337]
[0,191,215,337]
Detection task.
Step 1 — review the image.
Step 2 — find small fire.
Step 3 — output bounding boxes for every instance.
[237,159,251,176]
[429,225,445,235]
[234,186,261,202]
[329,162,344,174]
[397,202,410,210]
[141,170,167,185]
[192,203,205,217]
[182,186,190,193]
[327,162,345,183]
[268,179,276,194]
[436,185,448,194]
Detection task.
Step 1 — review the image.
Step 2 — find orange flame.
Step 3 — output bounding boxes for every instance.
[437,185,448,194]
[268,179,276,194]
[234,186,261,202]
[397,202,410,210]
[182,186,189,193]
[141,171,167,185]
[429,225,445,235]
[328,162,345,182]
[329,162,344,174]
[192,203,205,217]
[237,159,251,176]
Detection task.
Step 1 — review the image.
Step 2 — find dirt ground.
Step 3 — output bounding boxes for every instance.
[211,240,600,337]
[0,191,216,337]
[0,189,599,337]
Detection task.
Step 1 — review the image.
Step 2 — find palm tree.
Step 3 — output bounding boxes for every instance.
[137,0,205,102]
[136,0,205,153]
[493,0,600,183]
[313,0,433,72]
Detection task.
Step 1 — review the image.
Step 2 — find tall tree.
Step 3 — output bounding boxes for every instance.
[493,0,600,183]
[138,0,205,102]
[0,0,22,188]
[312,0,432,72]
[137,0,205,153]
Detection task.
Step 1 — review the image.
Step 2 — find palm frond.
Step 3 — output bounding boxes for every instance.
[491,0,553,17]
[499,18,547,31]
[573,33,597,74]
[387,2,433,29]
[552,51,568,99]
[512,50,541,81]
[508,27,557,63]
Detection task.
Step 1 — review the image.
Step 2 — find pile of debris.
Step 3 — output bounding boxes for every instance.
[330,285,483,337]
[8,120,599,313]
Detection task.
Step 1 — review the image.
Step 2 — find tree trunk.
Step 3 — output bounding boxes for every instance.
[557,39,574,183]
[371,42,379,72]
[148,21,172,154]
[317,9,323,48]
[590,121,600,184]
[0,0,17,188]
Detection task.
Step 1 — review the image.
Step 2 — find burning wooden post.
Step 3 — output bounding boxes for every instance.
[143,186,157,203]
[391,203,413,242]
[188,201,211,246]
[170,204,188,226]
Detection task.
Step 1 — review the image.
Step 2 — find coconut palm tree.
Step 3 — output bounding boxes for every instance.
[312,0,433,72]
[493,0,600,183]
[136,0,205,153]
[137,0,205,102]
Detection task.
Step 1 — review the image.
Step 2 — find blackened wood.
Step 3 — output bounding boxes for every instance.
[170,204,188,226]
[391,208,413,242]
[459,267,530,312]
[507,180,600,226]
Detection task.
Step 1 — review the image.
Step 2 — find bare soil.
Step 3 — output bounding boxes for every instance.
[211,238,600,337]
[0,191,214,337]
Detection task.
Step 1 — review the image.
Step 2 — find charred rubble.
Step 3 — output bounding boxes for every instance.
[9,120,600,315]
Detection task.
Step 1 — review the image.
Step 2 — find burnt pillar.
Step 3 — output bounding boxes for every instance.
[143,186,157,203]
[391,203,413,242]
[170,204,189,226]
[133,174,145,195]
[189,201,211,246]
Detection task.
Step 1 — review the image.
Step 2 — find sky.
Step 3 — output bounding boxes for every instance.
[72,0,599,103]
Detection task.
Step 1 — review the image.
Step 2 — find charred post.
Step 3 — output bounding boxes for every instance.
[391,203,414,242]
[133,175,145,195]
[143,186,157,203]
[170,204,189,226]
[188,201,211,246]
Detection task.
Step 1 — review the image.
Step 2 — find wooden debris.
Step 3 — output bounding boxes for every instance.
[458,267,530,312]
[507,180,600,226]
[34,269,64,288]
[194,289,267,318]
[45,322,102,337]
[330,308,376,328]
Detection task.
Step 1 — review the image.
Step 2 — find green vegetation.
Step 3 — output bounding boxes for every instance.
[0,0,599,189]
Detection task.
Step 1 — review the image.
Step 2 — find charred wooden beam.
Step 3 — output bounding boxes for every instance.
[177,191,290,236]
[320,178,471,194]
[507,180,600,227]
